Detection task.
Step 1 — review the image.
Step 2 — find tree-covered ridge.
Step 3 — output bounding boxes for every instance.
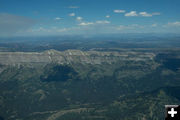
[40,64,78,82]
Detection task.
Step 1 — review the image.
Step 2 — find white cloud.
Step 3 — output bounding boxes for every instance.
[69,13,75,17]
[79,22,94,26]
[78,20,110,26]
[117,24,144,30]
[76,17,83,21]
[167,21,180,27]
[28,27,71,36]
[55,17,62,20]
[139,12,152,17]
[114,10,126,13]
[117,25,129,30]
[139,12,160,17]
[68,6,79,9]
[57,28,68,32]
[125,11,160,17]
[96,20,110,24]
[106,15,110,18]
[152,24,157,27]
[125,11,138,17]
[32,27,46,32]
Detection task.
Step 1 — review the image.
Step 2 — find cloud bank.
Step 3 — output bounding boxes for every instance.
[0,13,36,36]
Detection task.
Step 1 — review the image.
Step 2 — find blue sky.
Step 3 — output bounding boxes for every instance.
[0,0,180,36]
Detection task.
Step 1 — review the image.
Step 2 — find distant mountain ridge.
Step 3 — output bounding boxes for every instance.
[0,49,155,65]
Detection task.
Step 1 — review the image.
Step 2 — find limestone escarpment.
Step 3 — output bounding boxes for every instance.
[0,49,155,65]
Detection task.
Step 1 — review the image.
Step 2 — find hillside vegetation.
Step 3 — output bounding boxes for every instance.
[0,49,180,120]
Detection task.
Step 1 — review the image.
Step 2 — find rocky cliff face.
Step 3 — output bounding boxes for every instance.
[0,49,155,65]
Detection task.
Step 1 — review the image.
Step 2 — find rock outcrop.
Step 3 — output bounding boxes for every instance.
[0,49,155,65]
